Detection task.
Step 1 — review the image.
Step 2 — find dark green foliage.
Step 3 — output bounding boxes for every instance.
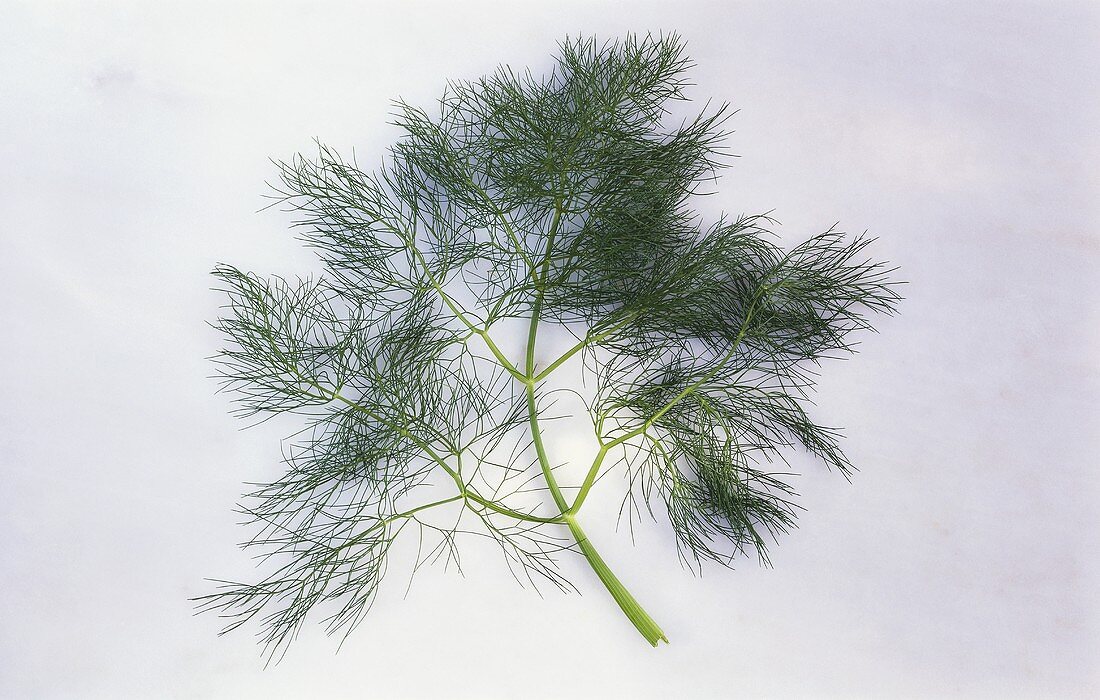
[198,33,899,659]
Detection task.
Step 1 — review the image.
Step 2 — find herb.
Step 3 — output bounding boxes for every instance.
[197,33,900,660]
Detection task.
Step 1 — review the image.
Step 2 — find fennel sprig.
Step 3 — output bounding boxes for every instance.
[197,33,900,660]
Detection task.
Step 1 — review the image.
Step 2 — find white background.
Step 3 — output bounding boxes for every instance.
[2,1,1098,698]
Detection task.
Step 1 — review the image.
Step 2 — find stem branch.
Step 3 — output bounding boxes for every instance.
[523,201,667,645]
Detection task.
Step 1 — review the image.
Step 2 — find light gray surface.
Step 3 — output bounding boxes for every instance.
[1,2,1097,698]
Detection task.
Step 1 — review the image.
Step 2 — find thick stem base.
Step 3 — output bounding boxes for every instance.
[564,515,668,646]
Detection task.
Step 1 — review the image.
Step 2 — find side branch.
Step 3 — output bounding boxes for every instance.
[464,174,536,271]
[299,377,563,524]
[371,210,526,382]
[569,285,771,513]
[534,310,641,383]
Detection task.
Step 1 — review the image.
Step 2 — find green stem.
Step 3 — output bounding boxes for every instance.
[525,295,568,513]
[465,489,564,524]
[522,202,667,646]
[390,494,464,520]
[570,290,770,513]
[534,310,640,383]
[564,514,668,646]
